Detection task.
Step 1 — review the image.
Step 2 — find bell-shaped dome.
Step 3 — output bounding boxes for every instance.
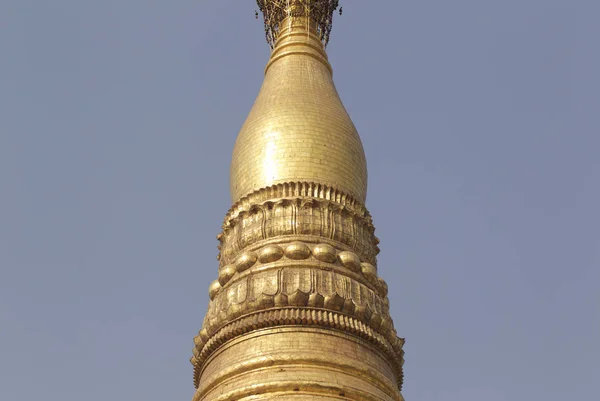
[230,17,368,203]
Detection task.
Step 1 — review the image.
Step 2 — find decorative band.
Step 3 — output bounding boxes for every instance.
[194,380,403,401]
[213,241,386,300]
[219,183,380,267]
[191,307,405,390]
[225,182,372,225]
[202,262,393,351]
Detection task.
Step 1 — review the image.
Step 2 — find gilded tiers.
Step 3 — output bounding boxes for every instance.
[217,182,381,271]
[193,183,406,398]
[191,11,405,401]
[230,17,368,203]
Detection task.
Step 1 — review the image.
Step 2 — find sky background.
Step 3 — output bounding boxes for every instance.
[1,1,599,400]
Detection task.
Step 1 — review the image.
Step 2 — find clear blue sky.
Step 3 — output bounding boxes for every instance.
[1,1,598,400]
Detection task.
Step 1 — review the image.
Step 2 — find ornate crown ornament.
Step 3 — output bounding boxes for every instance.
[256,0,341,48]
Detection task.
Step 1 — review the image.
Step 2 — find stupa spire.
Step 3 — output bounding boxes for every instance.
[189,3,406,400]
[230,2,367,204]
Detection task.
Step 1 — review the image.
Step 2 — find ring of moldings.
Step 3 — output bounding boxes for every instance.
[191,307,405,390]
[361,262,378,283]
[284,242,311,260]
[258,245,284,263]
[208,280,221,301]
[218,265,236,286]
[312,243,337,263]
[337,251,362,272]
[235,251,258,272]
[377,277,389,297]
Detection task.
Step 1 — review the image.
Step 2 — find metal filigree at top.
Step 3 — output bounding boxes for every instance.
[257,0,340,48]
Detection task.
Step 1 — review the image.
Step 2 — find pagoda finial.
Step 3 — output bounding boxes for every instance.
[256,0,341,48]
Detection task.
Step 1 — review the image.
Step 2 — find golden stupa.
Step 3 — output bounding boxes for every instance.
[190,1,405,400]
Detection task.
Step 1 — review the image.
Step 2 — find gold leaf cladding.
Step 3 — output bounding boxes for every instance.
[191,9,406,398]
[284,241,311,260]
[250,269,279,297]
[226,182,369,220]
[258,245,284,263]
[208,280,221,301]
[235,251,258,272]
[308,293,324,307]
[312,243,337,263]
[218,184,379,267]
[229,15,367,202]
[289,289,310,306]
[281,267,312,294]
[191,307,405,391]
[337,251,362,272]
[208,240,390,304]
[361,262,378,284]
[203,265,392,341]
[217,265,236,286]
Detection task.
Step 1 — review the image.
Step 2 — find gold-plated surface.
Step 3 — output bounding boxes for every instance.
[218,182,380,269]
[191,6,405,401]
[229,16,368,204]
[194,328,402,401]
